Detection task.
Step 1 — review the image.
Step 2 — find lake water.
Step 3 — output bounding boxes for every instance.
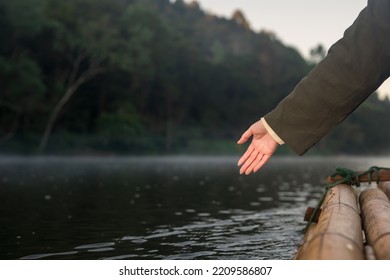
[0,155,389,260]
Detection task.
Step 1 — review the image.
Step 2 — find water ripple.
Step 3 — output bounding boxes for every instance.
[4,156,376,260]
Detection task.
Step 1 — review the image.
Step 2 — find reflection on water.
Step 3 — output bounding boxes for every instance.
[0,156,389,260]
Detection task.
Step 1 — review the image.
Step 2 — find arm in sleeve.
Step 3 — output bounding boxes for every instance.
[264,0,390,155]
[261,117,285,145]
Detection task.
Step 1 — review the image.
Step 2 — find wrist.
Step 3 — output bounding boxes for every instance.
[261,117,285,145]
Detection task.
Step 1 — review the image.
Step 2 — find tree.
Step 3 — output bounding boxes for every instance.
[232,9,251,30]
[120,3,185,151]
[37,0,136,152]
[309,43,326,64]
[0,0,46,143]
[1,0,389,155]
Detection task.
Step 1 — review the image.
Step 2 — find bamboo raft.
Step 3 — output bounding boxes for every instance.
[295,169,390,260]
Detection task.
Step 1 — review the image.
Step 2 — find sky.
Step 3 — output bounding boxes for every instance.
[183,0,390,98]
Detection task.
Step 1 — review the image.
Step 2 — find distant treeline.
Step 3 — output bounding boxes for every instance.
[0,0,389,155]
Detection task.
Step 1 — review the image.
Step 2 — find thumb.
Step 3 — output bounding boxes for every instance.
[237,128,253,144]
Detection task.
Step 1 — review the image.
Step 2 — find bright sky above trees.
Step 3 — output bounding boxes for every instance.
[184,0,390,98]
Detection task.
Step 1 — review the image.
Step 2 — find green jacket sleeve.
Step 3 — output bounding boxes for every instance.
[264,0,390,155]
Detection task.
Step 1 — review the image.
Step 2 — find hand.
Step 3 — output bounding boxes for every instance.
[237,120,278,174]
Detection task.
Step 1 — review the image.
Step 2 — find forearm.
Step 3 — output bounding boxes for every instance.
[264,0,390,155]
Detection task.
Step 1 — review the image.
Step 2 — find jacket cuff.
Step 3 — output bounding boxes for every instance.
[261,117,285,145]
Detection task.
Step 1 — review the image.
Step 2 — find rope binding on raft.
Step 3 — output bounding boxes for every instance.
[305,166,390,232]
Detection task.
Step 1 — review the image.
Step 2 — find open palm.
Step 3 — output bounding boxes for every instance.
[237,120,278,175]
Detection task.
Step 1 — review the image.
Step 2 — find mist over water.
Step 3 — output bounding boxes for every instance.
[0,156,389,260]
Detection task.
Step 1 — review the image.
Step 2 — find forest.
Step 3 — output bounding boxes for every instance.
[0,0,389,155]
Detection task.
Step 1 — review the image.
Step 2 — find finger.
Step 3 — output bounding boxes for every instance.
[237,144,254,166]
[237,128,253,144]
[252,154,272,173]
[239,149,259,174]
[245,153,264,175]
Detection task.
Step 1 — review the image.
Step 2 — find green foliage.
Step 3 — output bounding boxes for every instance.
[97,103,142,137]
[0,0,389,155]
[0,54,46,97]
[0,0,45,38]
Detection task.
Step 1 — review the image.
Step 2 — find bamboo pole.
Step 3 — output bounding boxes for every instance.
[360,187,390,259]
[378,181,390,201]
[327,170,390,184]
[295,184,364,259]
[364,245,376,260]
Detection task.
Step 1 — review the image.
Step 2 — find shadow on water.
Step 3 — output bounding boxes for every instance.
[0,155,389,260]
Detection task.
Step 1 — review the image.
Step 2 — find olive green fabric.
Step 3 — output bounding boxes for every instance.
[264,0,390,155]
